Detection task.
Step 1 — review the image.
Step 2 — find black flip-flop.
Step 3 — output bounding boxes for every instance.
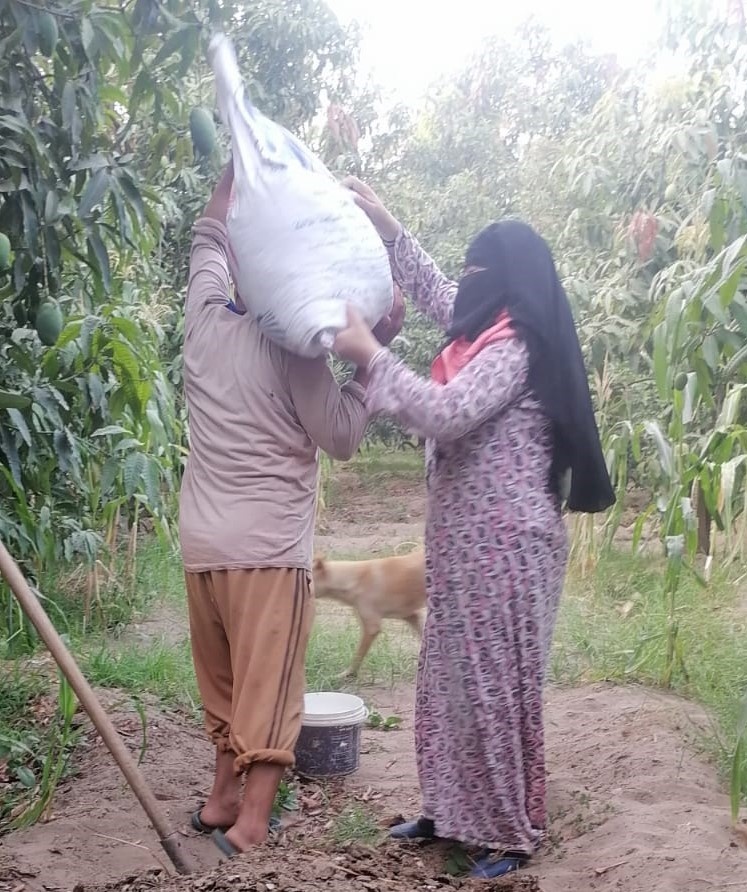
[192,804,282,836]
[208,817,283,859]
[211,828,240,858]
[191,805,229,835]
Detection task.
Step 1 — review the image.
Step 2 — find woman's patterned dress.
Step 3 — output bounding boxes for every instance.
[366,229,569,853]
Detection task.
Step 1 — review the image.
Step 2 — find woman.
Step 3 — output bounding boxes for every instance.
[334,178,614,879]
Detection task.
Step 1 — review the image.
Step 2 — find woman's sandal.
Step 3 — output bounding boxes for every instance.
[389,816,436,840]
[470,849,530,879]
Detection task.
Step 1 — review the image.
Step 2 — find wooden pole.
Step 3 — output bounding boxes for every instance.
[0,540,196,876]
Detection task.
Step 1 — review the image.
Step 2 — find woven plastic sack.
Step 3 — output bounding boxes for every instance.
[208,33,393,358]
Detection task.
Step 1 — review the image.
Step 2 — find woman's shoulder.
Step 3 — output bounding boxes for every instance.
[471,337,529,375]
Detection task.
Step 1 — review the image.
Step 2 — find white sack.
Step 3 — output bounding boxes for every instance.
[207,33,393,358]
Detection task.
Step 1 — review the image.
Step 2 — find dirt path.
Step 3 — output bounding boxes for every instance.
[0,682,742,892]
[1,462,744,891]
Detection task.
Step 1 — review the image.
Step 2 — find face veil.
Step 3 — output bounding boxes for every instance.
[447,220,615,514]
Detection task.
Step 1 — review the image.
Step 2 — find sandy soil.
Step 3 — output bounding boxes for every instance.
[0,682,743,892]
[1,465,744,892]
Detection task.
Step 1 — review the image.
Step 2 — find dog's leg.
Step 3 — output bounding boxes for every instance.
[404,612,424,640]
[338,618,381,680]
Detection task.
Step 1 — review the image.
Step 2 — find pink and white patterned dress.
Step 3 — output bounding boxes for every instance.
[366,229,569,853]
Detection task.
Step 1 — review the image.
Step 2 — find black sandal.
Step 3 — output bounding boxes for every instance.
[389,817,436,840]
[470,849,530,879]
[191,805,229,835]
[211,828,240,858]
[191,804,281,836]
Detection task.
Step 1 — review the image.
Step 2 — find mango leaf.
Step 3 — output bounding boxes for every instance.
[44,190,59,222]
[109,315,141,344]
[111,339,141,389]
[80,17,96,56]
[45,225,61,273]
[53,429,80,476]
[0,422,21,483]
[0,390,31,410]
[110,182,133,242]
[20,190,38,255]
[78,170,111,219]
[123,450,147,498]
[153,27,191,67]
[146,406,167,445]
[6,407,31,448]
[116,172,145,224]
[99,455,120,497]
[61,82,82,149]
[128,69,153,120]
[80,315,101,358]
[143,455,161,507]
[177,27,199,78]
[86,371,106,412]
[87,229,111,292]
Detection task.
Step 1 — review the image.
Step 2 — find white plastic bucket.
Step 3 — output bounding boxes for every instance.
[303,692,368,727]
[295,692,368,778]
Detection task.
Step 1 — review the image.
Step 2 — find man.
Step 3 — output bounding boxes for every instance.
[179,163,403,856]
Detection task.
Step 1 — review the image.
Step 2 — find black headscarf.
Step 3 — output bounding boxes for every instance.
[448,220,615,515]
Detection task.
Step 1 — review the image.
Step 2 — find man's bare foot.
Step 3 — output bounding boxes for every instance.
[197,747,241,830]
[224,818,268,852]
[198,795,240,830]
[221,762,285,852]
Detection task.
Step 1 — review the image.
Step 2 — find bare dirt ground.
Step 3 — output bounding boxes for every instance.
[0,465,744,892]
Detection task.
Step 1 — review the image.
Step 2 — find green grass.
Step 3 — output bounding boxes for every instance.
[324,446,424,520]
[306,616,418,691]
[3,442,747,828]
[330,804,382,845]
[347,445,424,477]
[551,550,747,769]
[0,538,186,660]
[129,538,187,608]
[0,665,71,829]
[75,608,418,714]
[81,640,199,712]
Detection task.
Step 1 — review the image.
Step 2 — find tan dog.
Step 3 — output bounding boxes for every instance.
[312,548,426,678]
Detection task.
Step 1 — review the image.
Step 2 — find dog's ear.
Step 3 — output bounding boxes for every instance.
[312,555,325,572]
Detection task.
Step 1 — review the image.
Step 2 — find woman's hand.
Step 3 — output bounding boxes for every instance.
[334,306,382,368]
[372,283,406,346]
[342,176,401,242]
